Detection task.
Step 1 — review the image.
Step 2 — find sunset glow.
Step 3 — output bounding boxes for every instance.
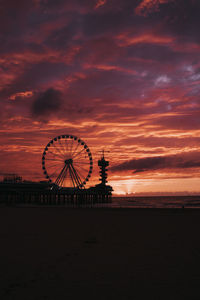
[0,0,200,195]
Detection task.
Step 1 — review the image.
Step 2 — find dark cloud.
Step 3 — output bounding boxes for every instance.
[44,22,81,50]
[160,0,200,42]
[111,152,200,173]
[0,0,37,34]
[83,11,128,37]
[0,61,71,99]
[134,0,200,41]
[31,88,62,116]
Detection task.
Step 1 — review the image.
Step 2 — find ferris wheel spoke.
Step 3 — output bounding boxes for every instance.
[45,157,64,162]
[52,142,66,158]
[48,168,61,179]
[75,151,88,160]
[74,161,89,165]
[46,150,59,158]
[61,138,68,155]
[58,142,66,157]
[73,171,87,186]
[73,163,89,173]
[48,168,64,180]
[71,141,81,158]
[47,165,63,172]
[47,150,64,160]
[73,148,86,159]
[46,162,64,169]
[48,164,65,176]
[67,140,72,157]
[73,165,86,183]
[73,167,88,178]
[64,138,70,156]
[58,139,67,156]
[47,168,63,178]
[64,138,73,157]
[69,139,74,157]
[74,169,87,185]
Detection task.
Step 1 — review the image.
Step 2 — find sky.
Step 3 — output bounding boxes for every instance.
[1,0,200,195]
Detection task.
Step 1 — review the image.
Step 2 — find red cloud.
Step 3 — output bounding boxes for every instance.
[95,0,107,9]
[135,0,174,16]
[117,32,174,47]
[0,0,200,194]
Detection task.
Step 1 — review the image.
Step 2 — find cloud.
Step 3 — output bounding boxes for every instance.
[1,0,200,193]
[135,0,174,16]
[9,91,34,101]
[31,88,62,117]
[111,152,200,173]
[95,0,107,9]
[117,32,174,47]
[151,112,200,130]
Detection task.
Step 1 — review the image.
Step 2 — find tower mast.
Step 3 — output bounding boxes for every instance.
[98,150,109,185]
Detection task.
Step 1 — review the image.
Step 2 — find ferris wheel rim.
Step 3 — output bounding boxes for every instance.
[42,134,93,188]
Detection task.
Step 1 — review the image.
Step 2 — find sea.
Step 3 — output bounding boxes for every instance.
[110,196,200,209]
[1,195,200,209]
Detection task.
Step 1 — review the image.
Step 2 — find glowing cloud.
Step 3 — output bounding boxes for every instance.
[0,0,200,194]
[9,91,34,101]
[135,0,173,16]
[117,33,174,47]
[95,0,107,9]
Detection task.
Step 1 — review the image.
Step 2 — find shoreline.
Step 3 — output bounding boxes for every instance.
[1,204,200,211]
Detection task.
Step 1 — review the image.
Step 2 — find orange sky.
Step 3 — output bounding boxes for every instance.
[0,0,200,195]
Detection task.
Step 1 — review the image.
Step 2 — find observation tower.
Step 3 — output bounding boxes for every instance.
[92,150,113,199]
[98,150,109,185]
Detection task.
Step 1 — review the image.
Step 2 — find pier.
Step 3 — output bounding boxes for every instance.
[0,135,113,207]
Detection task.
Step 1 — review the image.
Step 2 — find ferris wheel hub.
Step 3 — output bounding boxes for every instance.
[65,158,73,165]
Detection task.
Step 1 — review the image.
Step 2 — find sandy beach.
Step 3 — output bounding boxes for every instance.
[0,207,200,299]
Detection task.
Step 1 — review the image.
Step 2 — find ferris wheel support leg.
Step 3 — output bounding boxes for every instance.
[71,164,82,188]
[68,165,77,188]
[59,165,68,187]
[55,164,67,186]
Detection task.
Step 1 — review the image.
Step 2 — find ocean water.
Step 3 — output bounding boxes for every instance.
[110,196,200,209]
[1,195,200,208]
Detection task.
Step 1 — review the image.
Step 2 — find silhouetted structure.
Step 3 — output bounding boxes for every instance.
[90,150,113,202]
[2,173,22,183]
[98,150,109,185]
[0,142,113,206]
[42,135,93,189]
[0,180,112,206]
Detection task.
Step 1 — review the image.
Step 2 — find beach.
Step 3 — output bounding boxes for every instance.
[0,207,200,299]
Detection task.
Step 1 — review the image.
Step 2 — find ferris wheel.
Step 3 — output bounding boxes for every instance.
[42,135,93,188]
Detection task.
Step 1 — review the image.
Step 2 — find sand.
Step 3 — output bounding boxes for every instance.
[0,207,200,299]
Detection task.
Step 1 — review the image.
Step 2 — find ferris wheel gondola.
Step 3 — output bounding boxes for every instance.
[42,135,93,188]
